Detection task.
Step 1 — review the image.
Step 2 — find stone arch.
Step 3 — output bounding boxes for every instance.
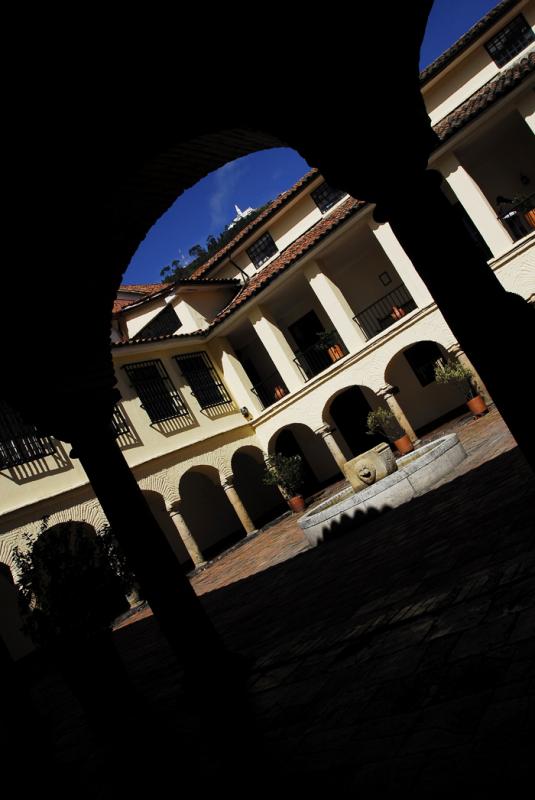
[231,446,287,529]
[0,539,18,574]
[269,422,340,499]
[46,500,109,535]
[385,340,464,433]
[141,490,192,567]
[323,384,383,458]
[139,472,178,512]
[178,465,245,559]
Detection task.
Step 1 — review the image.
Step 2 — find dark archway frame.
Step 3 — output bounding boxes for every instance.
[3,3,533,678]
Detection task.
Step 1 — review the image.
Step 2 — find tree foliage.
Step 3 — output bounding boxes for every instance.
[13,518,135,645]
[160,205,268,283]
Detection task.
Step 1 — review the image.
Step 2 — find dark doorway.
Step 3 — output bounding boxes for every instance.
[451,201,493,261]
[329,386,381,457]
[179,469,244,559]
[275,427,321,498]
[288,309,325,351]
[232,447,287,528]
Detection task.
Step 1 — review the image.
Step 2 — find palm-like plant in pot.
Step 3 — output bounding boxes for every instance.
[434,359,488,416]
[263,452,305,512]
[366,406,413,454]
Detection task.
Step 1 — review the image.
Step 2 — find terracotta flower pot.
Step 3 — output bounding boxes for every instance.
[287,494,305,513]
[390,305,406,320]
[392,434,414,455]
[328,344,344,362]
[467,394,487,417]
[524,208,535,229]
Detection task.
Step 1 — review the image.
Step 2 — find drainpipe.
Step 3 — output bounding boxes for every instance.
[228,253,249,283]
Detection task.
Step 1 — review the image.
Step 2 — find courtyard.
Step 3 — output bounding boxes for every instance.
[12,405,535,794]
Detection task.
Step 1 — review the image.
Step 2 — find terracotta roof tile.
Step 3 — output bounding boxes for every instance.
[113,54,534,348]
[420,0,521,86]
[434,52,535,142]
[188,169,319,279]
[119,282,163,294]
[212,196,364,323]
[113,297,137,314]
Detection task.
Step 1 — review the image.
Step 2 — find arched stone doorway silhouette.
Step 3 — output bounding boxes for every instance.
[179,466,245,560]
[271,423,340,499]
[231,446,287,529]
[385,340,463,433]
[325,385,383,458]
[4,6,534,708]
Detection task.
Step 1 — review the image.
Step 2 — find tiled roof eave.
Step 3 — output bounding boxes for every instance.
[113,55,534,345]
[420,0,521,86]
[433,52,535,144]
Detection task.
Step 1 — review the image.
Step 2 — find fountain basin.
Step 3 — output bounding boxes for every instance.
[298,433,466,546]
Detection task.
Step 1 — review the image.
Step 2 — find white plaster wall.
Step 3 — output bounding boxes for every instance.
[492,235,535,296]
[125,297,169,338]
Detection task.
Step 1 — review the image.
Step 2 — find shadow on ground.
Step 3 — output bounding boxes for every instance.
[10,446,535,794]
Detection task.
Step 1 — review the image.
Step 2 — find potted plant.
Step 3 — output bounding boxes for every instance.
[434,359,487,416]
[366,406,413,454]
[262,452,305,512]
[315,330,344,363]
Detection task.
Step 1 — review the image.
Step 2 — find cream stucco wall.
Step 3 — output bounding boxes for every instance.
[491,232,535,295]
[424,1,535,125]
[252,306,458,452]
[114,343,248,469]
[210,176,344,280]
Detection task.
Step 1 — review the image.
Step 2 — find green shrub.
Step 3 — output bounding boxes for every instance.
[262,453,304,499]
[13,518,135,646]
[434,359,477,399]
[366,406,405,442]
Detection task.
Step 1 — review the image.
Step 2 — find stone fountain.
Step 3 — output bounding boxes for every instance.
[298,435,467,546]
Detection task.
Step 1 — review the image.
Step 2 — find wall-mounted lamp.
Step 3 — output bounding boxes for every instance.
[240,406,250,418]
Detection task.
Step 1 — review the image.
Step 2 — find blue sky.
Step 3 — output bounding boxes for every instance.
[124,0,499,285]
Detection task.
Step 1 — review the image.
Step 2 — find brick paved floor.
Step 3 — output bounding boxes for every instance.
[11,406,535,795]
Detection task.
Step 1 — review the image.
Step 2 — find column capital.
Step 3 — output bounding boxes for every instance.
[314,423,336,438]
[221,475,235,491]
[166,499,182,515]
[447,343,464,358]
[377,384,399,399]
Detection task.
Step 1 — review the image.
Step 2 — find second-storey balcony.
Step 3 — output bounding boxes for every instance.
[353,285,417,340]
[293,334,348,380]
[251,371,289,409]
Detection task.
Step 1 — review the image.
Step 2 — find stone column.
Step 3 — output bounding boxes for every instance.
[438,153,513,257]
[208,336,264,415]
[447,343,492,405]
[377,385,418,443]
[303,260,365,351]
[222,477,257,536]
[315,424,348,471]
[373,168,534,474]
[248,305,305,391]
[166,501,206,568]
[368,220,434,308]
